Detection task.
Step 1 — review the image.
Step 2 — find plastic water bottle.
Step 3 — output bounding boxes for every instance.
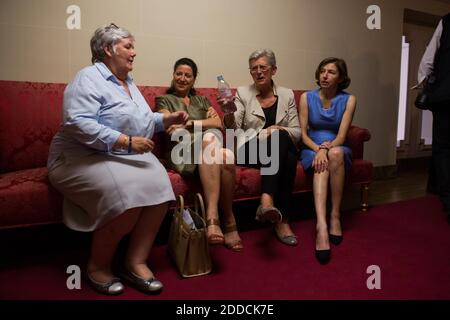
[217,75,237,114]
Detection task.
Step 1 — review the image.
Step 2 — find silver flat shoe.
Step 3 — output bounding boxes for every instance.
[274,228,298,246]
[87,274,125,295]
[120,269,163,294]
[255,205,282,223]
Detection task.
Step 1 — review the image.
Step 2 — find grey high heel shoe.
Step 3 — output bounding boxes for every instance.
[274,227,298,246]
[255,205,282,223]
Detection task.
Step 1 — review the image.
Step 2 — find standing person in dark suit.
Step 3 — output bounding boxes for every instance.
[417,13,450,224]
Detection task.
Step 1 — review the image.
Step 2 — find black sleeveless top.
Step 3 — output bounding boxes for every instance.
[262,97,278,129]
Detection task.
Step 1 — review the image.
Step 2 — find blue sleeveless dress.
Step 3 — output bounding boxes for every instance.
[300,89,352,171]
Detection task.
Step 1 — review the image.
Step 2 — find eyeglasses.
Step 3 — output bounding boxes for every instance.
[249,65,271,73]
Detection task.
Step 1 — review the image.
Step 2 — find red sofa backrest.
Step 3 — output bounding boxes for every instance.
[0,81,66,173]
[0,80,309,173]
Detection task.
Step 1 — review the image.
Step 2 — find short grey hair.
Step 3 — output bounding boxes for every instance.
[90,23,134,64]
[248,49,277,67]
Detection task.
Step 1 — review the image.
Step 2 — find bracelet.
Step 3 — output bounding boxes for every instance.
[318,145,329,151]
[128,135,132,154]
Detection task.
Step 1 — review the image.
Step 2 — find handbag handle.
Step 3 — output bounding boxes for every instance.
[194,193,206,221]
[175,194,185,216]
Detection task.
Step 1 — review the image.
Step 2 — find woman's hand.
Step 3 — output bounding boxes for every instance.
[163,111,189,128]
[207,107,219,118]
[321,141,333,150]
[166,124,186,135]
[216,96,236,113]
[131,136,155,154]
[312,149,329,173]
[259,125,283,138]
[266,125,284,135]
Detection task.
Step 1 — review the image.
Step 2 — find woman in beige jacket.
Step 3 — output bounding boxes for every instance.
[220,49,301,246]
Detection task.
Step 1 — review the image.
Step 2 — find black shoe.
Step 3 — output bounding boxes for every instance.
[315,249,331,265]
[120,269,163,294]
[329,233,343,245]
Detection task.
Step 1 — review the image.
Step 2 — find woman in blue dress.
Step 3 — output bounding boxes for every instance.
[299,57,356,264]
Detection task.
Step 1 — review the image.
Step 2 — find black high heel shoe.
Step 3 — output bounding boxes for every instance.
[315,249,331,265]
[315,227,331,264]
[329,233,343,245]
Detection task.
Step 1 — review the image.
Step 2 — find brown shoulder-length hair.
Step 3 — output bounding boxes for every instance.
[315,57,351,91]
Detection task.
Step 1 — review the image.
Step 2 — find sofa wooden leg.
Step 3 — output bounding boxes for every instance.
[360,184,370,212]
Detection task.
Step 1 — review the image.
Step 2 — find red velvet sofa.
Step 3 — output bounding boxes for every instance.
[0,80,373,230]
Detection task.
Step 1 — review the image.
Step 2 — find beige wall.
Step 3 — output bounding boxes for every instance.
[1,0,450,166]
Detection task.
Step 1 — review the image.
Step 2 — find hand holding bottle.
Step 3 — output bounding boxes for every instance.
[216,75,237,114]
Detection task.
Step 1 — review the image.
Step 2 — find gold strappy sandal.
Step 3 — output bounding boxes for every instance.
[206,218,225,245]
[223,224,243,252]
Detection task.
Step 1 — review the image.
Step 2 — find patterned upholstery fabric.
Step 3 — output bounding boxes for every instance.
[0,167,63,228]
[0,82,66,173]
[0,80,373,229]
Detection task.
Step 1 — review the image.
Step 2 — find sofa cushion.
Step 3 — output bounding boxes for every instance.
[0,167,63,229]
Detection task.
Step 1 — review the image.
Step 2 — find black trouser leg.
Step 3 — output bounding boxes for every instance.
[272,131,298,219]
[238,130,298,219]
[427,159,438,194]
[432,106,450,213]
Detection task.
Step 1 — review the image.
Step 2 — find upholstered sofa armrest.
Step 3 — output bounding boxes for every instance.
[347,125,371,159]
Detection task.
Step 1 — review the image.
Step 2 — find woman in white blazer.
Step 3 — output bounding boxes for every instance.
[220,49,301,246]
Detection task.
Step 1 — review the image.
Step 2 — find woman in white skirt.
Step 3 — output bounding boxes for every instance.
[47,23,188,295]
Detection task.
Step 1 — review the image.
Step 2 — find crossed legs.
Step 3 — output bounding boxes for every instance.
[198,133,242,250]
[260,130,297,238]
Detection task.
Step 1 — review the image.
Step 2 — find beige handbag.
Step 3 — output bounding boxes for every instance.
[168,193,212,277]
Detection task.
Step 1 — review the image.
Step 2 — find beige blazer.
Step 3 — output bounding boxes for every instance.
[224,83,301,150]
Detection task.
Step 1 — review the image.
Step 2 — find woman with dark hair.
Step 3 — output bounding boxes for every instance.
[299,57,356,264]
[156,57,243,252]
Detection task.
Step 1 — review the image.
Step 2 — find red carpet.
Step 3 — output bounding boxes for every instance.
[1,195,449,300]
